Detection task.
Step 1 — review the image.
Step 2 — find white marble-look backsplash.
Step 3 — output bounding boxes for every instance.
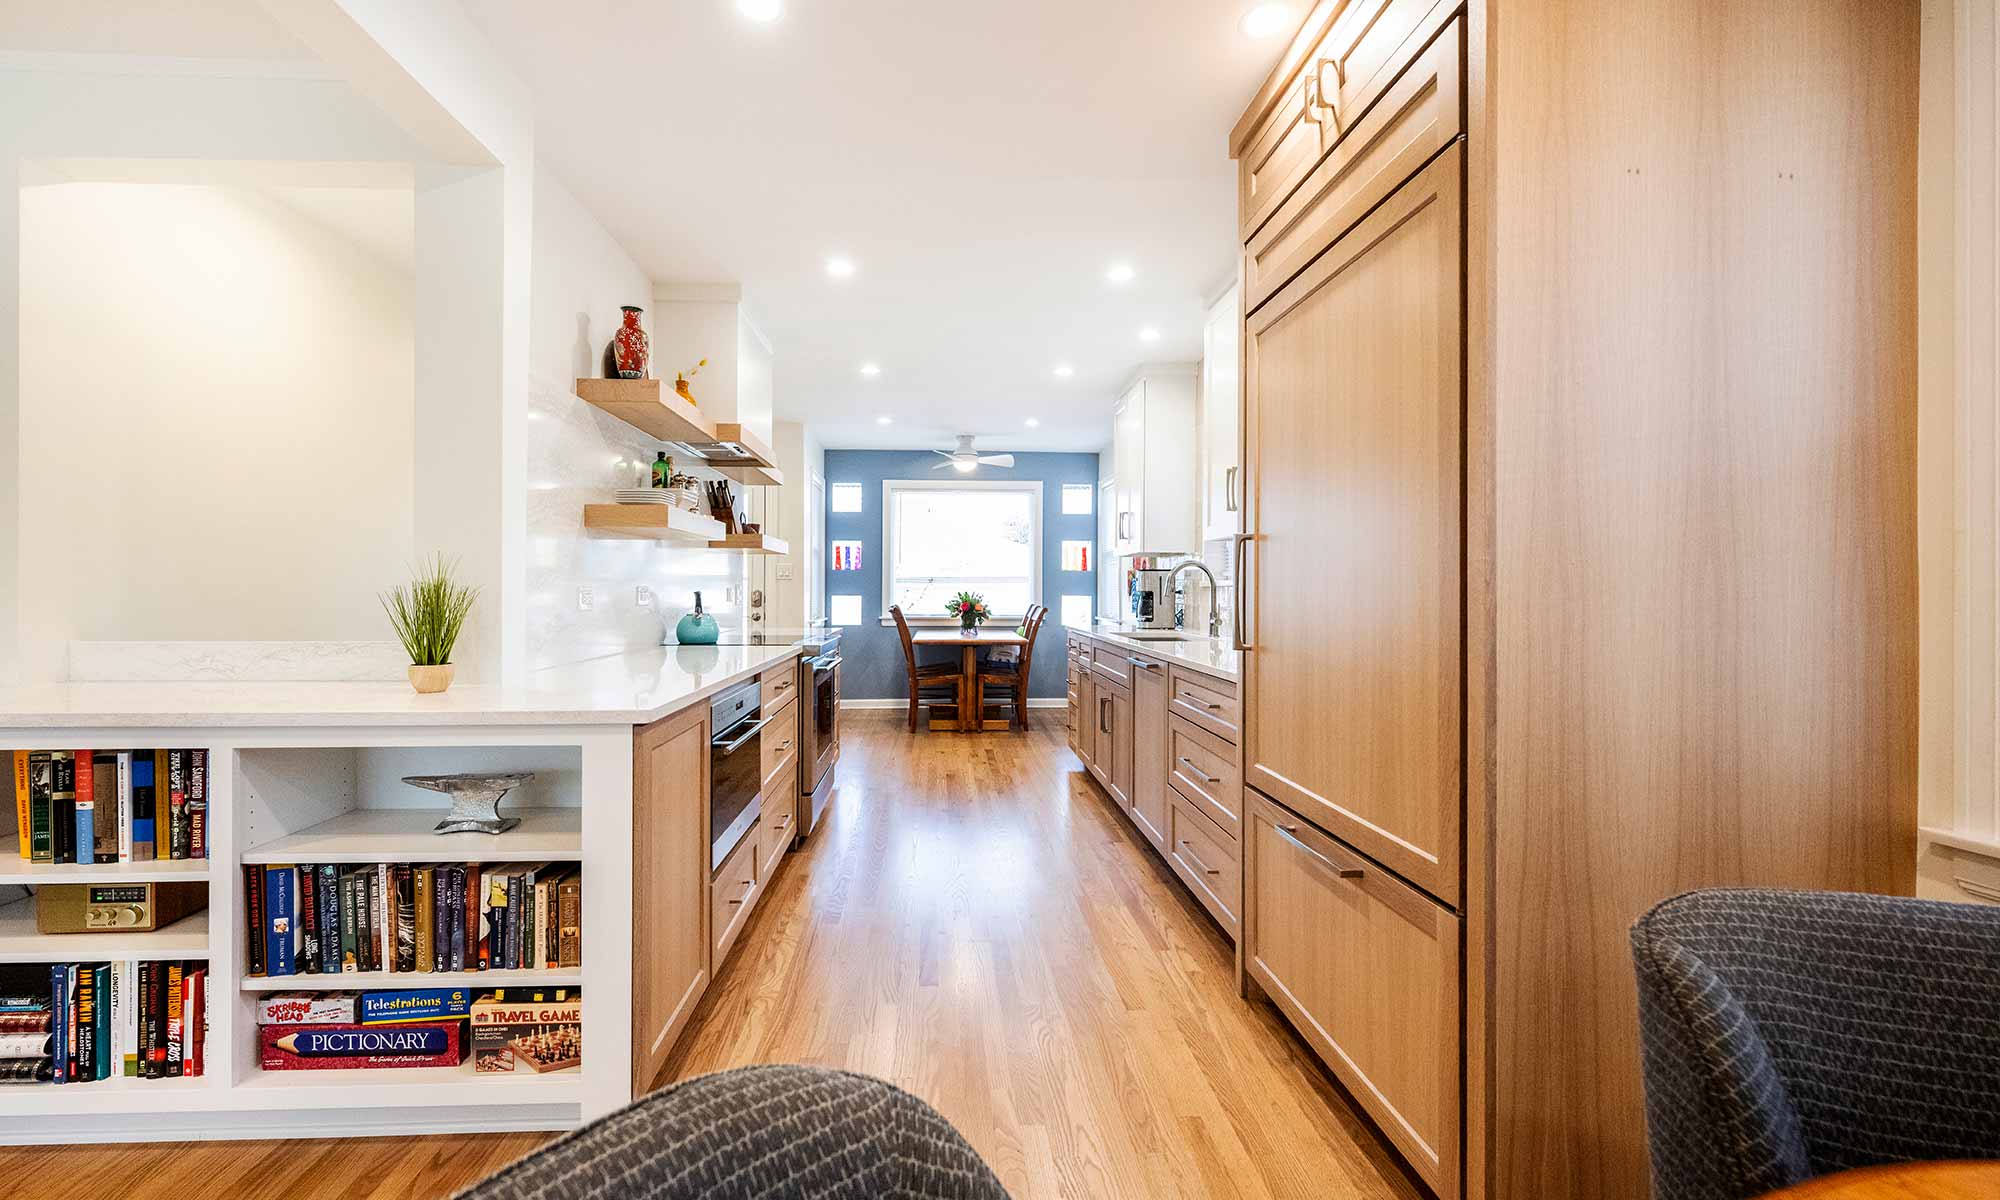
[526,372,751,672]
[67,640,409,682]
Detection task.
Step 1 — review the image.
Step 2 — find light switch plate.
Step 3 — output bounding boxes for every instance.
[635,585,653,607]
[577,586,595,611]
[776,564,794,580]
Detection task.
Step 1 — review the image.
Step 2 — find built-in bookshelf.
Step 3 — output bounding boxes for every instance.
[0,731,614,1141]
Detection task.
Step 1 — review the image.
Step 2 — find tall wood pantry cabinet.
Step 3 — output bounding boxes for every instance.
[1229,2,1918,1198]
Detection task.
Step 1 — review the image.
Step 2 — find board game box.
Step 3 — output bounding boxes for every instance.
[470,990,580,1074]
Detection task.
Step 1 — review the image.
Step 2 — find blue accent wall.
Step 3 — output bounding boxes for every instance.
[824,449,1099,702]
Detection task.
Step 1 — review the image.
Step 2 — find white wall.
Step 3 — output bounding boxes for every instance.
[16,181,414,678]
[525,166,749,670]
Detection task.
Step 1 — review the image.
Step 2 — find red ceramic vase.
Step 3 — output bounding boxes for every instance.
[611,306,649,380]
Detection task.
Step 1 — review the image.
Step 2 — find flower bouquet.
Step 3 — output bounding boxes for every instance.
[947,591,992,632]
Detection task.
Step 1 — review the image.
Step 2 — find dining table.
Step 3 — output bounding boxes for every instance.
[911,626,1030,732]
[1761,1162,2000,1199]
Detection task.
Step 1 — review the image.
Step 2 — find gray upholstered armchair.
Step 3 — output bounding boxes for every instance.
[1630,888,2000,1200]
[458,1065,1011,1200]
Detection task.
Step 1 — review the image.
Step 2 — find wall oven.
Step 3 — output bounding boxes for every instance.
[709,679,764,872]
[797,632,841,838]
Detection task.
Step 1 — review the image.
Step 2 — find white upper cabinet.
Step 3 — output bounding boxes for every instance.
[1201,285,1242,543]
[1110,364,1200,557]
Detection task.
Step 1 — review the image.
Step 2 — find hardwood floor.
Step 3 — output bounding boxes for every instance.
[0,712,1421,1200]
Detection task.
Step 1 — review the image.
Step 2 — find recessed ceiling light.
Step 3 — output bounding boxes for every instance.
[1053,364,1075,379]
[876,415,892,425]
[1139,327,1161,343]
[1025,417,1040,428]
[859,362,881,377]
[1239,4,1292,37]
[1105,262,1136,285]
[825,255,856,279]
[738,0,782,21]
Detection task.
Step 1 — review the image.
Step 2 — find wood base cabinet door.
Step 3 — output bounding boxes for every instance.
[1129,655,1170,851]
[1104,681,1136,813]
[1242,143,1464,906]
[1245,791,1460,1197]
[631,704,712,1094]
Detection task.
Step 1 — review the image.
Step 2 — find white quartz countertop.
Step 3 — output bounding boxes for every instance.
[0,643,806,729]
[1072,623,1241,682]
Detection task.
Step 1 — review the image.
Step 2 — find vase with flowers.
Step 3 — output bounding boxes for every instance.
[947,591,991,633]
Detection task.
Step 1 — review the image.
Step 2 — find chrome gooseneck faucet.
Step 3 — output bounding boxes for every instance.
[1166,559,1223,638]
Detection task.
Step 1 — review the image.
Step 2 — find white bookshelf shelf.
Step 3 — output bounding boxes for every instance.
[240,808,582,865]
[0,1072,218,1118]
[237,1058,584,1109]
[0,856,211,886]
[0,897,209,962]
[239,967,581,992]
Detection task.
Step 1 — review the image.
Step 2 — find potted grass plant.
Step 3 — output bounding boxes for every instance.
[382,555,479,694]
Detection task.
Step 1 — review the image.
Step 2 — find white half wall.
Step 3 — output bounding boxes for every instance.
[17,180,415,681]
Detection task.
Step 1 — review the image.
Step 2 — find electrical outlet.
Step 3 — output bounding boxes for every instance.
[577,586,595,612]
[775,564,794,581]
[725,586,737,604]
[635,585,653,608]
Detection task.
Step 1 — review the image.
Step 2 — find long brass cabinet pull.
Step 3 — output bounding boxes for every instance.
[1178,840,1221,876]
[1232,533,1255,651]
[1274,822,1364,879]
[1177,756,1221,784]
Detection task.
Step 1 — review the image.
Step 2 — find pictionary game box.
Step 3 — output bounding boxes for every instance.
[259,1020,467,1070]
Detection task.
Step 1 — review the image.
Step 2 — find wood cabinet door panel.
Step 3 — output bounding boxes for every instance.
[1245,791,1460,1197]
[1243,143,1463,907]
[1168,715,1242,837]
[1104,680,1136,812]
[1168,789,1241,939]
[1130,654,1170,852]
[1246,14,1462,313]
[631,703,711,1092]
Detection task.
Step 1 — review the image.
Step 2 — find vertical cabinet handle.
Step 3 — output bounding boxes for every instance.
[1231,533,1255,652]
[1225,465,1239,513]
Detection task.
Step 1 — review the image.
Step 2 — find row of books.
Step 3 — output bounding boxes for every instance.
[255,987,580,1075]
[246,862,581,978]
[10,750,208,864]
[0,960,207,1084]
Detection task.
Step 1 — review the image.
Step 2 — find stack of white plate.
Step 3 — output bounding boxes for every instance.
[613,489,675,504]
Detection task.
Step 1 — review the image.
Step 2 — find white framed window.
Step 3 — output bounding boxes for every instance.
[830,482,863,513]
[1061,483,1093,515]
[1060,595,1093,628]
[882,479,1042,619]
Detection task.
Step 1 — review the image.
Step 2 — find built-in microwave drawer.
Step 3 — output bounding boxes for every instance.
[1246,13,1463,312]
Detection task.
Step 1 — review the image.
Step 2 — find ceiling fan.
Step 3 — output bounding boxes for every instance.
[932,434,1015,473]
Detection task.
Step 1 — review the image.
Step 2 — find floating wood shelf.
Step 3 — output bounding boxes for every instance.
[707,532,789,555]
[583,504,728,543]
[573,380,783,485]
[574,378,714,444]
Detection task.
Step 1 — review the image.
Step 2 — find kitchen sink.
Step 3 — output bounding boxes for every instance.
[1118,631,1198,641]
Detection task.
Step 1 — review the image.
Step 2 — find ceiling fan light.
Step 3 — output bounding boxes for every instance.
[953,460,977,473]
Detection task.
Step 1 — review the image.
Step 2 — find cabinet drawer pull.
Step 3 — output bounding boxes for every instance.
[1127,657,1161,670]
[1177,756,1221,784]
[726,878,755,905]
[1274,822,1364,879]
[1178,840,1222,876]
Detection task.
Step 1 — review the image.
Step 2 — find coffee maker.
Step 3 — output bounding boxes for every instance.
[1129,568,1177,630]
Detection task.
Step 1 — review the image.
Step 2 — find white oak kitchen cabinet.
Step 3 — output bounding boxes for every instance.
[1228,1,1919,1198]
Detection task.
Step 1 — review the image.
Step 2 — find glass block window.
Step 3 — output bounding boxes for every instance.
[830,482,863,513]
[1061,540,1091,572]
[1060,595,1093,628]
[1061,483,1093,515]
[830,594,863,625]
[831,540,864,571]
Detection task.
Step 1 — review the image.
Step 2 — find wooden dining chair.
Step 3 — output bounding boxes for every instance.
[976,605,1048,731]
[890,604,964,732]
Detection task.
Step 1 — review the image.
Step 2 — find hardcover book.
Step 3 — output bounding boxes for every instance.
[50,751,75,865]
[164,962,185,1076]
[90,751,117,862]
[152,750,169,861]
[316,864,340,974]
[130,754,156,862]
[66,751,91,865]
[264,866,298,977]
[11,751,26,860]
[166,749,190,861]
[187,750,208,860]
[26,751,52,864]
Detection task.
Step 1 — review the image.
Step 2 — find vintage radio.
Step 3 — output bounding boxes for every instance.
[35,882,207,934]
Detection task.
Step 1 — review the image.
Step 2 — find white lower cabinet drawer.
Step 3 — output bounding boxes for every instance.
[1244,789,1461,1198]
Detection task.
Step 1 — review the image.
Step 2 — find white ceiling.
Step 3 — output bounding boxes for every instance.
[461,0,1287,452]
